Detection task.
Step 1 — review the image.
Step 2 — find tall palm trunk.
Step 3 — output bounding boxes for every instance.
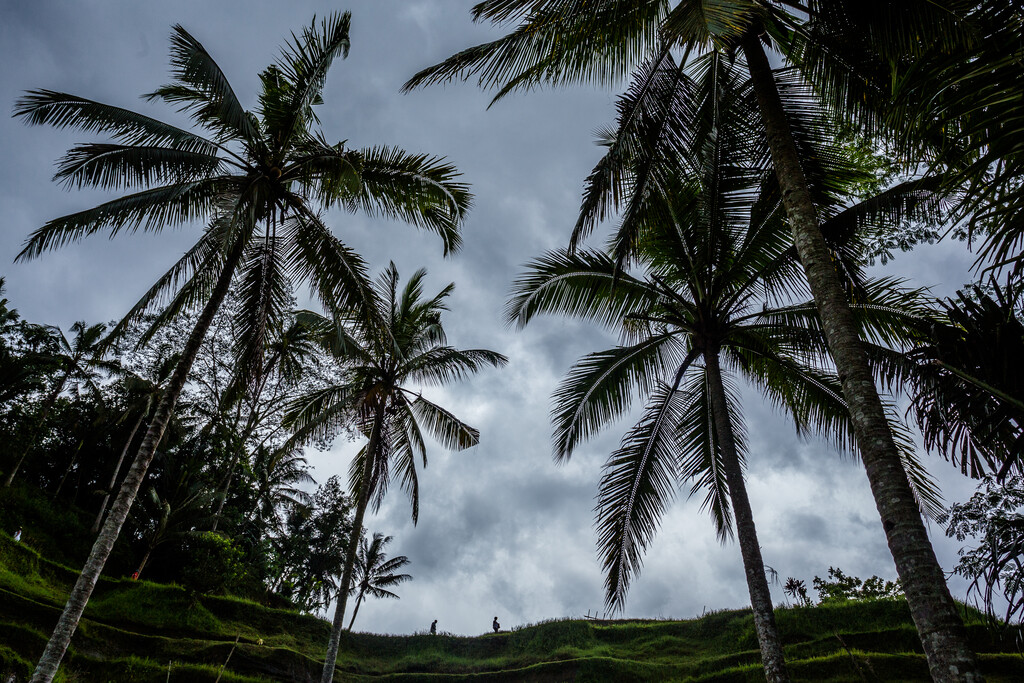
[740,30,982,682]
[29,241,245,683]
[134,545,154,578]
[321,406,384,683]
[211,408,258,532]
[346,591,365,631]
[92,410,146,534]
[4,376,66,487]
[705,351,790,682]
[210,450,241,533]
[51,438,84,500]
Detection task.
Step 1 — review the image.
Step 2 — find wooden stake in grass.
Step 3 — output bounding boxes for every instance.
[214,635,240,683]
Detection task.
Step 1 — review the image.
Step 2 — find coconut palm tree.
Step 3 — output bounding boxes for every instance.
[4,320,117,487]
[284,263,507,683]
[247,445,316,536]
[405,3,981,678]
[16,14,472,683]
[129,451,216,579]
[346,532,412,631]
[508,166,937,680]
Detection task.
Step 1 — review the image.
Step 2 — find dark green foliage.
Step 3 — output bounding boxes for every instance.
[0,485,99,568]
[272,475,354,612]
[177,532,247,595]
[906,279,1024,479]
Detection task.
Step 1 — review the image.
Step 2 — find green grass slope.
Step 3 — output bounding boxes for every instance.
[2,534,1023,682]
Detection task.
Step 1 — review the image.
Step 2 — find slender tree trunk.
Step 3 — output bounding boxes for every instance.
[320,407,383,683]
[4,378,65,487]
[740,30,982,682]
[346,591,365,631]
[92,411,146,534]
[210,451,241,533]
[705,351,790,682]
[135,546,154,578]
[51,439,84,500]
[29,241,244,683]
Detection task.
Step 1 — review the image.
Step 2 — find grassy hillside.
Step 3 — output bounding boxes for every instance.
[2,533,1023,682]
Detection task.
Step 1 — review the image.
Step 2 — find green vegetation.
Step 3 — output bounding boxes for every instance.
[3,531,1024,682]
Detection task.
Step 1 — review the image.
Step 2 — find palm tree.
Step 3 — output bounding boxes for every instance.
[405,4,981,678]
[16,14,472,683]
[874,2,1024,277]
[284,263,507,683]
[4,320,116,487]
[508,167,936,680]
[247,445,316,536]
[347,532,412,631]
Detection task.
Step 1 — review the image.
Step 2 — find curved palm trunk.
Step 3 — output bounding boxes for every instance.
[134,545,155,578]
[346,590,365,631]
[92,410,146,534]
[705,352,790,682]
[51,438,84,500]
[211,409,260,532]
[320,406,383,683]
[740,31,982,682]
[29,242,244,683]
[210,451,241,533]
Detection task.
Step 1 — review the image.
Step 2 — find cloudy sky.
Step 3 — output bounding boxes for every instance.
[0,1,990,637]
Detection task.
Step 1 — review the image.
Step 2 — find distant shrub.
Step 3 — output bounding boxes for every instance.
[813,567,902,604]
[177,532,246,595]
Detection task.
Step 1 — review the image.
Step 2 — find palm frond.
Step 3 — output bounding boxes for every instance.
[402,347,508,387]
[145,24,261,144]
[551,337,684,461]
[264,12,351,147]
[13,89,217,153]
[596,375,688,612]
[350,147,472,256]
[408,394,481,451]
[403,0,666,98]
[15,178,231,261]
[283,210,376,315]
[53,143,223,191]
[507,249,656,329]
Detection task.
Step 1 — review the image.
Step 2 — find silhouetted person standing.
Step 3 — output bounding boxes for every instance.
[492,616,500,633]
[430,620,437,635]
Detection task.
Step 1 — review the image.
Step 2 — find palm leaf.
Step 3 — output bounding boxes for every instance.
[408,394,481,452]
[596,374,688,612]
[146,24,261,144]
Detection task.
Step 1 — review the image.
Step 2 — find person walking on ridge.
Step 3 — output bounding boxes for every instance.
[492,616,500,633]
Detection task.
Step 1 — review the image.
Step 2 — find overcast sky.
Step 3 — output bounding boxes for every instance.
[0,1,990,637]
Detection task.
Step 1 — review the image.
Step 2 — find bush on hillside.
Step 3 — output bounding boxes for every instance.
[177,532,246,595]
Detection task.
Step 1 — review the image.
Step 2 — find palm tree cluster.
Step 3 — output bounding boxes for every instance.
[408,1,1024,681]
[6,13,504,683]
[6,4,1024,683]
